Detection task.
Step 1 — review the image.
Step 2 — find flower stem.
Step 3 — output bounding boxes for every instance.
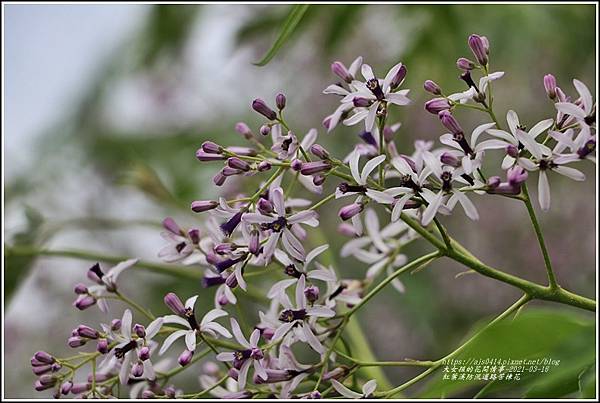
[521,183,558,289]
[114,291,155,321]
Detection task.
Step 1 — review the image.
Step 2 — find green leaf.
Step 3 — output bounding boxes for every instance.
[253,4,310,66]
[418,309,595,399]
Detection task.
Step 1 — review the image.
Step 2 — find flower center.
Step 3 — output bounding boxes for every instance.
[338,182,367,194]
[278,309,307,322]
[115,340,137,359]
[366,78,385,100]
[284,264,303,279]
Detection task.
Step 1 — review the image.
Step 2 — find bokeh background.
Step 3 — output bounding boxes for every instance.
[3,3,596,398]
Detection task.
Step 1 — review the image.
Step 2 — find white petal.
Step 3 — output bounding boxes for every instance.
[302,325,324,354]
[306,306,336,318]
[514,129,543,159]
[331,380,363,399]
[471,122,496,146]
[454,192,479,221]
[282,229,305,261]
[366,189,395,204]
[323,84,349,96]
[185,295,199,310]
[386,92,411,105]
[143,360,155,381]
[538,171,551,211]
[553,165,585,181]
[145,318,164,340]
[364,103,379,133]
[230,318,250,348]
[573,79,593,113]
[305,244,329,268]
[254,360,268,381]
[267,279,297,299]
[296,275,306,309]
[382,62,403,91]
[271,187,286,216]
[487,129,518,144]
[361,64,375,80]
[363,379,378,396]
[343,109,369,126]
[119,351,132,385]
[121,309,132,339]
[528,119,554,139]
[185,331,197,351]
[202,322,232,339]
[506,110,520,135]
[249,329,261,348]
[361,154,387,184]
[288,210,319,226]
[349,150,361,183]
[272,322,295,342]
[421,191,444,226]
[555,102,587,119]
[216,352,235,362]
[201,309,228,326]
[474,139,510,153]
[161,315,190,328]
[349,56,363,76]
[237,359,251,389]
[159,330,187,355]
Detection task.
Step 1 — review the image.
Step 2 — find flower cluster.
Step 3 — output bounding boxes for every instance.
[31,33,595,399]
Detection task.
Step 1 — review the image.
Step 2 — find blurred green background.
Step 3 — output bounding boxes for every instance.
[3,3,596,398]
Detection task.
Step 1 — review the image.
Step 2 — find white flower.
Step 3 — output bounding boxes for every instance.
[271,275,335,354]
[518,154,586,211]
[267,244,329,300]
[341,62,411,132]
[243,187,319,261]
[485,110,553,169]
[555,79,595,139]
[98,309,164,385]
[86,258,138,312]
[159,296,232,355]
[439,122,496,175]
[331,379,378,399]
[216,318,268,389]
[447,71,504,104]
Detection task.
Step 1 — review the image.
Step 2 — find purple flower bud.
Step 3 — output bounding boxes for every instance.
[440,152,460,167]
[353,97,371,107]
[235,122,253,139]
[423,80,442,95]
[300,161,331,176]
[248,230,260,256]
[304,285,319,303]
[215,243,236,255]
[577,138,596,159]
[275,93,286,110]
[217,293,230,306]
[133,324,146,338]
[34,379,55,391]
[390,64,408,89]
[339,203,364,221]
[111,319,122,331]
[507,166,528,186]
[32,365,53,376]
[201,141,223,154]
[257,198,274,214]
[543,74,557,100]
[424,98,451,114]
[191,200,218,213]
[142,390,156,399]
[259,125,271,136]
[488,182,520,195]
[331,61,353,83]
[202,274,226,288]
[221,166,242,177]
[290,158,303,171]
[226,272,238,288]
[214,255,246,273]
[178,349,194,366]
[322,116,332,130]
[438,110,464,136]
[456,57,475,71]
[74,295,96,311]
[487,176,501,189]
[252,99,277,120]
[307,391,322,399]
[313,174,326,186]
[164,292,187,316]
[188,228,200,244]
[310,144,330,160]
[61,381,73,395]
[468,34,488,66]
[97,338,109,354]
[359,130,377,147]
[205,252,220,265]
[220,211,243,237]
[227,157,251,172]
[33,351,55,365]
[74,283,88,295]
[556,87,568,103]
[131,361,144,377]
[213,172,226,186]
[257,160,272,172]
[68,336,86,348]
[506,144,519,158]
[196,149,226,162]
[481,35,490,54]
[38,374,57,387]
[51,362,62,372]
[162,217,182,235]
[163,386,177,398]
[70,383,91,394]
[77,325,99,339]
[254,369,295,384]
